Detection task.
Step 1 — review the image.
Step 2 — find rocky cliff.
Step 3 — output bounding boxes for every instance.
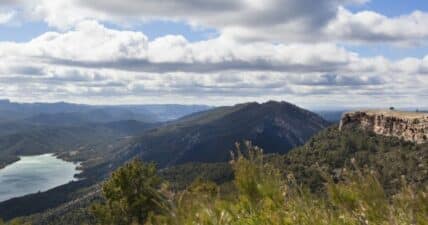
[340,110,428,144]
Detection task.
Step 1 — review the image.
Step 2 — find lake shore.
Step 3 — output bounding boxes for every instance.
[0,154,82,202]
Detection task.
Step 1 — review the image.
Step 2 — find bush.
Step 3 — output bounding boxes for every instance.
[0,218,31,225]
[91,159,168,225]
[94,142,428,225]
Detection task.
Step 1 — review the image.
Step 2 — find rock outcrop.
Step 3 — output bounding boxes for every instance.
[340,110,428,144]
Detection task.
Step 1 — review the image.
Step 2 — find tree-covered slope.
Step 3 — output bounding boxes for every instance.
[0,120,157,168]
[128,101,329,167]
[6,125,428,225]
[274,126,428,193]
[28,144,428,225]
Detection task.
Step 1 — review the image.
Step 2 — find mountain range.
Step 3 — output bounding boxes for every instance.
[0,99,210,123]
[0,100,329,220]
[0,100,426,225]
[128,101,329,166]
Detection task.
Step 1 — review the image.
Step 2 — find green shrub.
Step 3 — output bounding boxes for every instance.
[95,142,428,225]
[91,159,168,225]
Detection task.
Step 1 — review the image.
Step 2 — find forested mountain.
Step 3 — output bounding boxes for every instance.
[0,100,210,169]
[143,124,428,195]
[126,101,329,167]
[0,99,209,123]
[0,120,157,169]
[0,100,328,220]
[275,126,428,193]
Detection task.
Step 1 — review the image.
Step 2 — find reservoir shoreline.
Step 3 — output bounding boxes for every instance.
[0,153,82,203]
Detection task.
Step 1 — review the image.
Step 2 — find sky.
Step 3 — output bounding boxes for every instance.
[0,0,427,109]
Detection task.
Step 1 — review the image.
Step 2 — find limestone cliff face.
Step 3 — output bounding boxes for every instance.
[340,110,428,144]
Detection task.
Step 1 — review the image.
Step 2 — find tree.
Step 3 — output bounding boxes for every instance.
[0,219,31,225]
[91,159,167,225]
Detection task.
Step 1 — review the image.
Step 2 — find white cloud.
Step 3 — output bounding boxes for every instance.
[31,20,148,61]
[325,7,428,45]
[0,21,427,107]
[0,1,427,107]
[0,21,358,72]
[4,0,428,45]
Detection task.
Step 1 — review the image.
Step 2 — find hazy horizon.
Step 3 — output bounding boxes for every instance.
[1,98,427,112]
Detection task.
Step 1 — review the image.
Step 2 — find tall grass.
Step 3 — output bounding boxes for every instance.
[145,142,427,225]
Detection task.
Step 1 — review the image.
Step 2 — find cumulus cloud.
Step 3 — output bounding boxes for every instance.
[4,0,428,44]
[0,21,427,107]
[0,20,422,76]
[325,7,428,45]
[0,21,357,73]
[0,0,415,44]
[1,1,427,107]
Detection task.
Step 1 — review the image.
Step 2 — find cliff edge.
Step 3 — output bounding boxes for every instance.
[339,110,428,144]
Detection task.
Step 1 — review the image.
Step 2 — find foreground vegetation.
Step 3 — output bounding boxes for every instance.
[92,142,428,225]
[5,126,427,225]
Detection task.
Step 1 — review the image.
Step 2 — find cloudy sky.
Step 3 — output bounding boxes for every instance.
[0,0,427,109]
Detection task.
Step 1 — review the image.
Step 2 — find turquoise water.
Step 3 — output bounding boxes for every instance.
[0,154,80,202]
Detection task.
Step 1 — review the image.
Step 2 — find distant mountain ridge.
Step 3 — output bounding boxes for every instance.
[0,100,210,168]
[0,120,157,169]
[128,101,329,167]
[0,99,210,123]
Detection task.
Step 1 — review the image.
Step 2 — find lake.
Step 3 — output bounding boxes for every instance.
[0,154,80,202]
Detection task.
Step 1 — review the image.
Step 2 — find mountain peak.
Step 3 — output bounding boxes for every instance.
[130,101,329,167]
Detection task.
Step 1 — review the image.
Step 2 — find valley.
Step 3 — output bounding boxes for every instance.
[0,100,426,225]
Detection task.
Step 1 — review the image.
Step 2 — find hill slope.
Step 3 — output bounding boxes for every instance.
[128,101,329,167]
[0,120,156,169]
[0,101,327,221]
[272,126,428,194]
[14,124,428,225]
